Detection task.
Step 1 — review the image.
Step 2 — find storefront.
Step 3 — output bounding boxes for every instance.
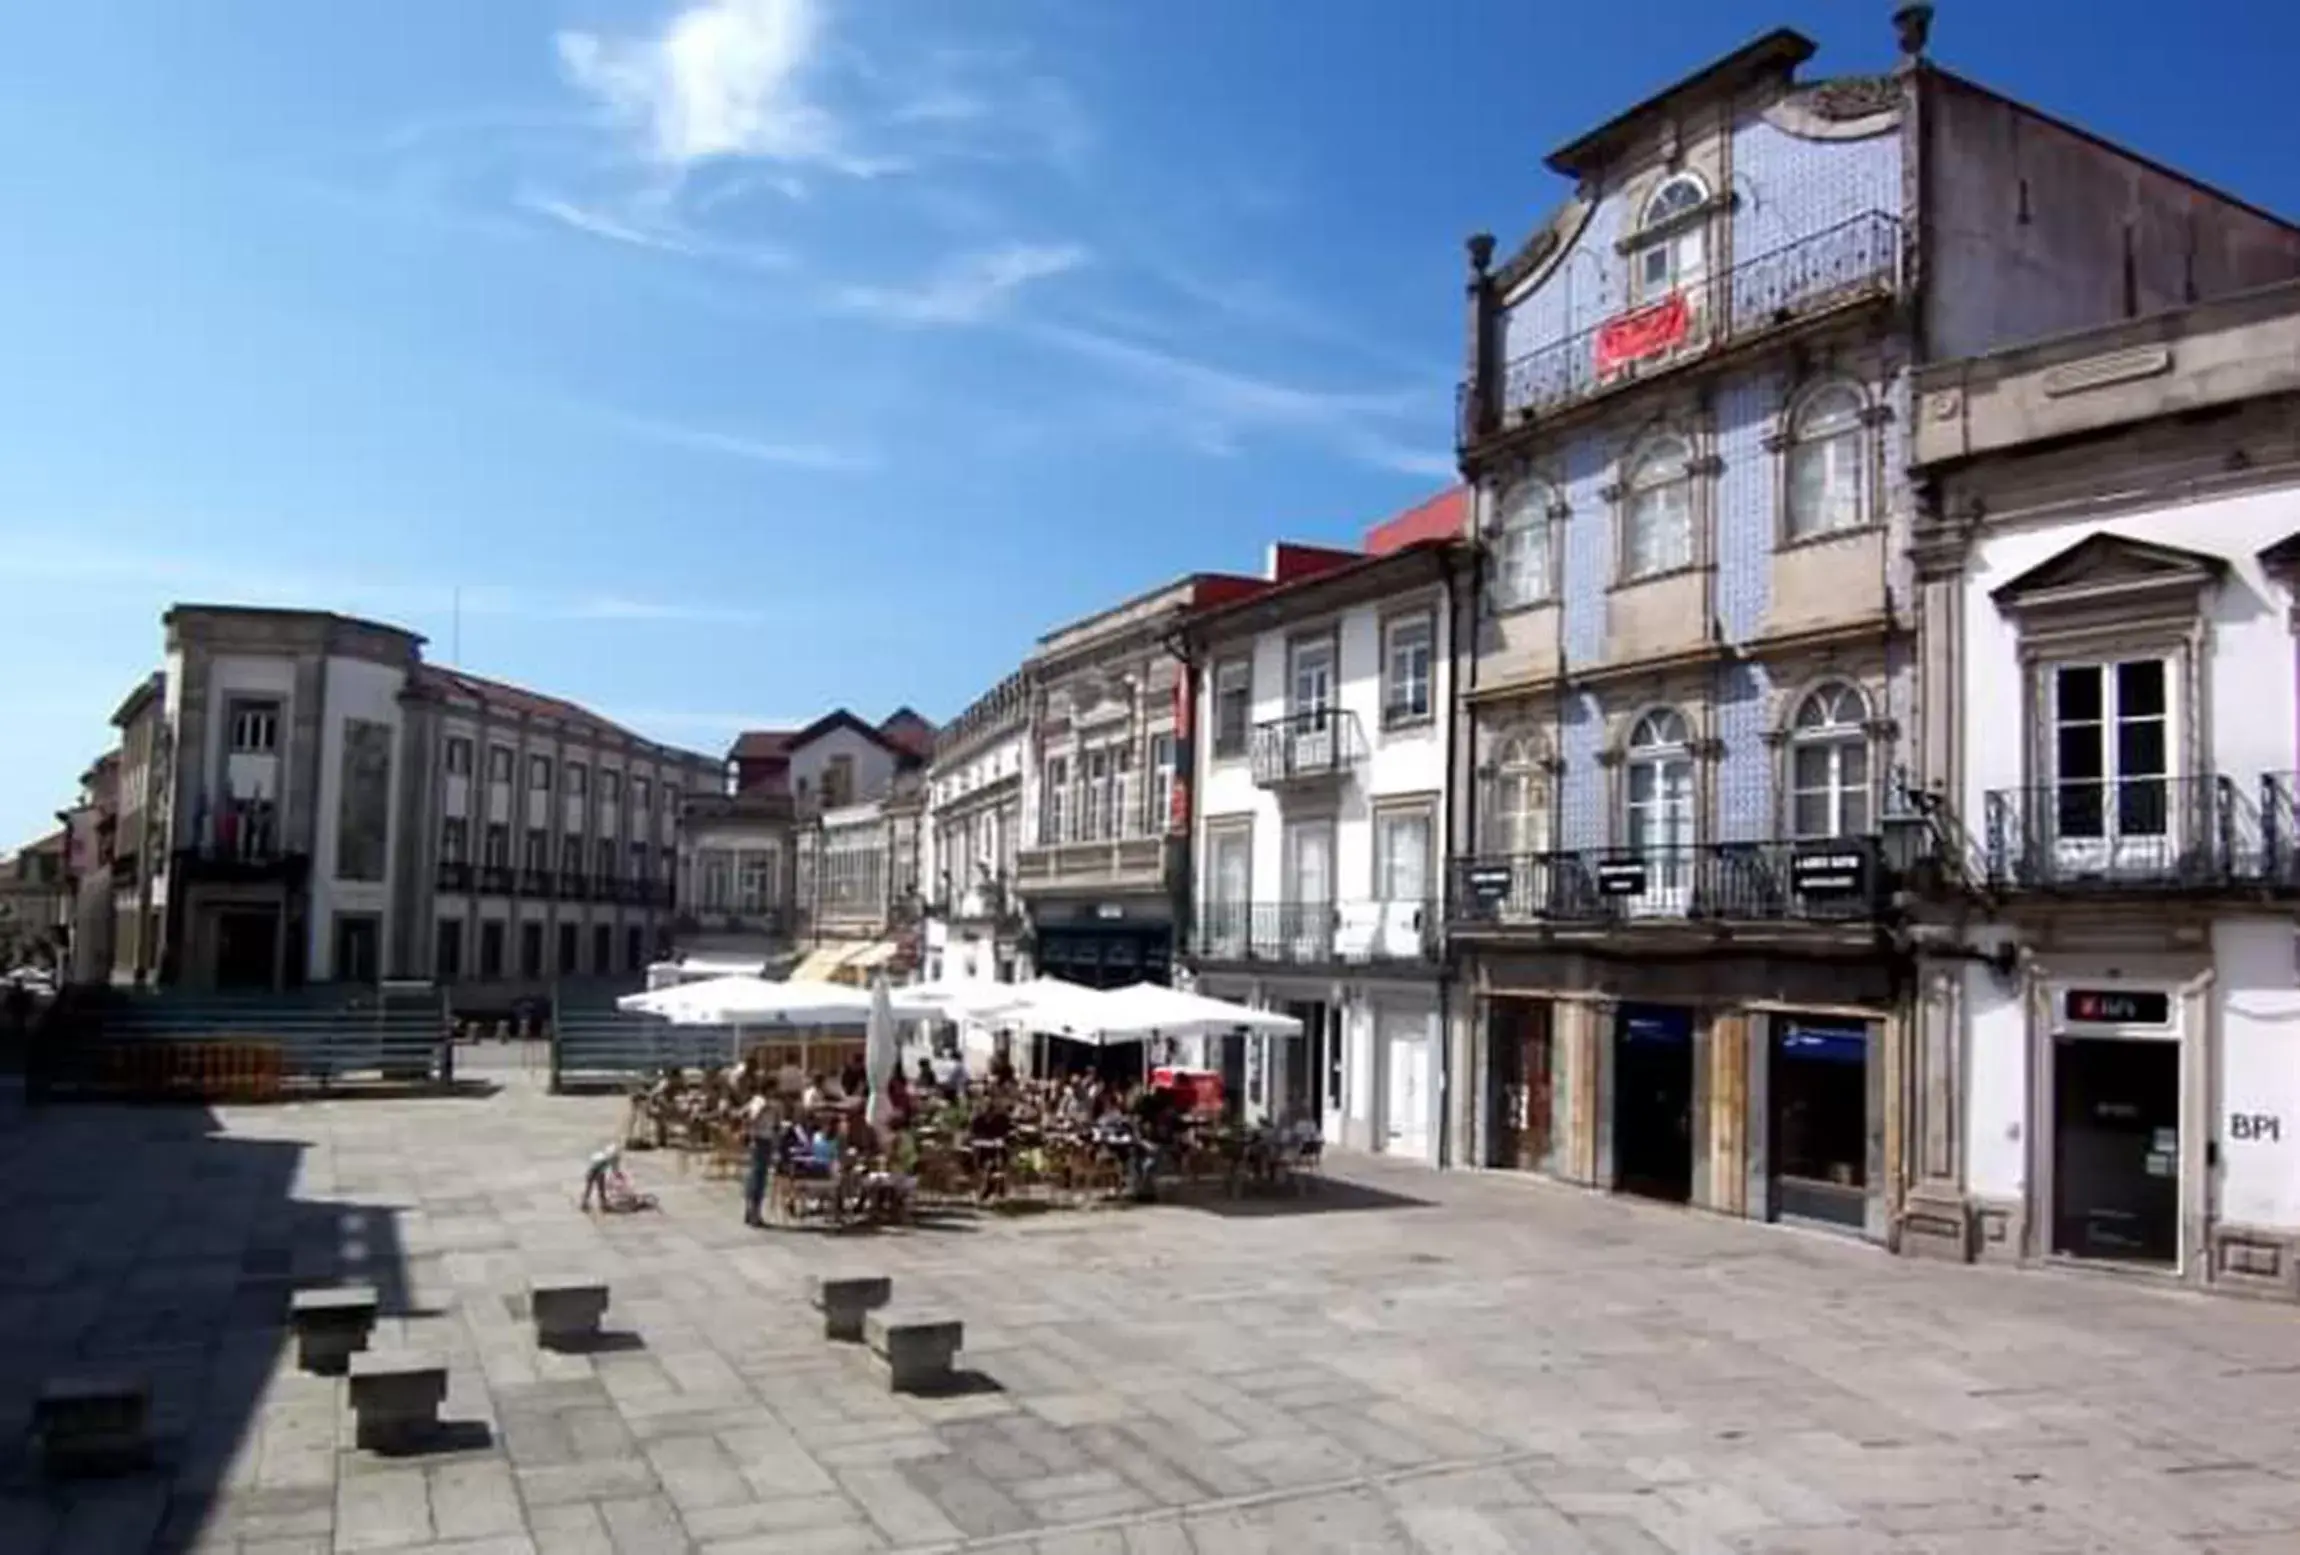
[2044,981,2185,1269]
[1611,1003,1694,1203]
[1765,1017,1873,1233]
[1484,997,1555,1172]
[1029,898,1174,990]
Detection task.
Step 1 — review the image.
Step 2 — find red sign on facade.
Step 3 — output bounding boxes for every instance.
[1169,668,1196,835]
[1594,291,1690,375]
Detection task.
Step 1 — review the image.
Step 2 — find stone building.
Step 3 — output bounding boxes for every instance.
[921,669,1031,995]
[1447,12,2300,1232]
[1903,277,2300,1300]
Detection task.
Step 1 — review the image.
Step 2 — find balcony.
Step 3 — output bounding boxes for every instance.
[1190,899,1438,966]
[435,860,473,893]
[477,863,515,895]
[1016,832,1174,893]
[172,842,309,887]
[519,867,553,896]
[677,907,791,937]
[1465,211,1902,444]
[559,870,589,901]
[1448,838,1893,930]
[1248,710,1368,791]
[1981,776,2297,897]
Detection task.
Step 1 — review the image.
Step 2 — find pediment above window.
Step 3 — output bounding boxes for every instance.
[1990,532,2224,625]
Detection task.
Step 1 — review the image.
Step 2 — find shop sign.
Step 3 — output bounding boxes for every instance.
[1791,848,1870,898]
[1467,864,1514,904]
[2063,988,2171,1026]
[2231,1113,2282,1142]
[1619,1005,1692,1044]
[1595,291,1691,375]
[1096,903,1124,920]
[1777,1021,1867,1064]
[1596,859,1649,896]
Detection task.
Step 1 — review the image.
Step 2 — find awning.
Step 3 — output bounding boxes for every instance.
[789,945,857,983]
[830,940,901,985]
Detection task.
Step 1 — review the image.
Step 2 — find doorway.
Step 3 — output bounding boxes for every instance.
[1487,999,1555,1171]
[332,914,380,985]
[1286,1000,1338,1138]
[1613,1004,1693,1202]
[2052,1036,2179,1266]
[1768,1020,1868,1230]
[1381,1008,1431,1161]
[214,907,280,990]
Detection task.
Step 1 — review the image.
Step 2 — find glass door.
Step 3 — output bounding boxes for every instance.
[1208,828,1250,958]
[2051,660,2170,877]
[1624,711,1695,916]
[1288,640,1336,773]
[1284,821,1333,960]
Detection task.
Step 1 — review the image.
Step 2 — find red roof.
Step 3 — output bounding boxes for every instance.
[878,708,936,760]
[730,729,798,761]
[1364,486,1469,555]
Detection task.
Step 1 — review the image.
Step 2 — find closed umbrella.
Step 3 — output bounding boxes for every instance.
[865,975,900,1135]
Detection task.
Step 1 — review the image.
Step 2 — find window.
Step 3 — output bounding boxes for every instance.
[600,770,621,804]
[488,746,513,783]
[561,835,583,876]
[528,756,552,793]
[524,828,547,871]
[736,849,773,912]
[1083,747,1111,841]
[1622,435,1695,579]
[229,700,281,754]
[1634,173,1709,297]
[592,924,611,976]
[1487,734,1551,855]
[1374,807,1433,904]
[558,922,578,975]
[440,817,468,862]
[483,823,509,868]
[2051,659,2170,859]
[1490,480,1556,610]
[566,763,588,799]
[699,850,732,910]
[1383,615,1435,727]
[435,918,463,981]
[1041,755,1069,845]
[1624,709,1695,911]
[1206,824,1252,956]
[1785,382,1868,540]
[480,920,505,978]
[1789,684,1873,838]
[1148,731,1176,835]
[444,736,473,776]
[663,786,681,820]
[633,776,651,812]
[1113,744,1137,838]
[1212,660,1252,758]
[519,921,543,979]
[823,756,854,808]
[629,840,649,881]
[1289,640,1335,722]
[596,838,615,881]
[626,926,644,975]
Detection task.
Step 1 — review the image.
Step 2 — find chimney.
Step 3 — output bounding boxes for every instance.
[1892,3,1934,62]
[1462,233,1499,446]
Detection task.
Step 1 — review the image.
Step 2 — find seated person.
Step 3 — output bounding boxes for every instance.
[801,1073,830,1111]
[839,1055,869,1099]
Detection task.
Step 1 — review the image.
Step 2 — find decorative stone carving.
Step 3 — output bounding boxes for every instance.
[1466,232,1495,276]
[1808,75,1901,121]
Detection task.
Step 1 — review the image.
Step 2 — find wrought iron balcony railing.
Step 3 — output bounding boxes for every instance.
[435,861,473,892]
[559,870,589,900]
[519,867,553,896]
[1448,838,1893,928]
[1190,899,1439,964]
[1464,211,1902,442]
[1980,775,2285,894]
[477,864,515,895]
[1248,709,1368,789]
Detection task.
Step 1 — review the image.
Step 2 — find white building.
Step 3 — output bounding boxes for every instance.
[98,604,718,1002]
[921,669,1030,1001]
[1181,536,1464,1161]
[1906,280,2300,1301]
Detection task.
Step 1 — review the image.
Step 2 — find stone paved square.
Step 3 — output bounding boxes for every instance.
[5,1063,2300,1553]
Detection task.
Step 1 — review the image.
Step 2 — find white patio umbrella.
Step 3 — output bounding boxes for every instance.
[1100,983,1304,1040]
[865,976,900,1134]
[992,977,1159,1047]
[617,976,944,1027]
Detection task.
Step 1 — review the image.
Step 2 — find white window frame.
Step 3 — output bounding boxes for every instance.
[1787,684,1874,839]
[1148,731,1176,835]
[528,755,552,794]
[1382,612,1436,728]
[229,700,280,755]
[2046,657,2176,872]
[1211,659,1252,759]
[1373,804,1434,905]
[1488,734,1551,857]
[565,763,588,800]
[487,746,514,783]
[1633,172,1710,301]
[1489,479,1557,611]
[1783,380,1870,542]
[1621,435,1695,581]
[1622,709,1695,915]
[443,735,472,776]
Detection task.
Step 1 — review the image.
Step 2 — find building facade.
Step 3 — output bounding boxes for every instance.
[1447,15,2300,1237]
[921,670,1030,994]
[1903,279,2300,1300]
[1182,537,1464,1161]
[88,604,718,1003]
[0,828,69,969]
[1016,574,1269,991]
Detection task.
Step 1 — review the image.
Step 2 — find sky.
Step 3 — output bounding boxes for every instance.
[3,0,2297,848]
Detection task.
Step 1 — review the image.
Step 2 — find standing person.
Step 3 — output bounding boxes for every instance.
[741,1090,775,1228]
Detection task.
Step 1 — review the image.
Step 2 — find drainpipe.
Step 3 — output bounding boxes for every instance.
[1437,543,1469,1169]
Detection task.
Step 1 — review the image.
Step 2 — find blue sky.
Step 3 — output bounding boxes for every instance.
[3,0,2296,848]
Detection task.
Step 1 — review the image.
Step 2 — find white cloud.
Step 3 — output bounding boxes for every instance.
[0,539,765,627]
[605,412,875,472]
[516,191,702,255]
[1028,321,1447,476]
[837,243,1089,326]
[557,0,900,176]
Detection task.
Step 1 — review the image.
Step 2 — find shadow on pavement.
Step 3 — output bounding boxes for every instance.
[0,1070,411,1552]
[1172,1173,1435,1218]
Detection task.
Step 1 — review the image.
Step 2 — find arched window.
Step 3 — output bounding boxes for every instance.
[1488,734,1550,856]
[1622,435,1694,579]
[1624,710,1695,849]
[1635,173,1710,297]
[1784,381,1868,540]
[1490,479,1557,610]
[1789,683,1872,838]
